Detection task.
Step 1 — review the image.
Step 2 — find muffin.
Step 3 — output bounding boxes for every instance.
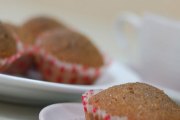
[35,29,105,84]
[82,82,180,120]
[19,16,66,45]
[4,22,19,35]
[0,22,17,58]
[38,29,103,68]
[0,22,24,72]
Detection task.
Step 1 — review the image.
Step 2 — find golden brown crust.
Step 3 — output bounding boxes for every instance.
[0,22,17,58]
[19,16,66,45]
[39,29,104,68]
[89,82,180,120]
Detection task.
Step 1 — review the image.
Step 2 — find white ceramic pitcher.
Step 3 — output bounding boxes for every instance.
[115,12,180,91]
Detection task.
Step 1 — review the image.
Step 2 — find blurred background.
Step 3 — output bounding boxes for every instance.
[1,0,180,62]
[0,1,180,120]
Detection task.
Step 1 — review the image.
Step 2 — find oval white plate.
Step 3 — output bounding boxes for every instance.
[39,103,84,120]
[0,61,179,105]
[0,61,140,105]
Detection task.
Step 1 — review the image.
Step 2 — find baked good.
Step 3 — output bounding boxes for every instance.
[0,22,17,58]
[38,29,103,68]
[35,29,104,84]
[0,22,26,73]
[19,16,65,45]
[4,22,19,35]
[82,82,180,120]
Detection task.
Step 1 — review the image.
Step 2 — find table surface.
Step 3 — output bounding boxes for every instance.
[0,102,42,120]
[0,0,180,120]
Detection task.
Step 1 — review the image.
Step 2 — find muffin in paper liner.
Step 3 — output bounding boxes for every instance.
[33,29,108,85]
[34,47,108,85]
[1,35,33,76]
[82,90,127,120]
[82,83,180,120]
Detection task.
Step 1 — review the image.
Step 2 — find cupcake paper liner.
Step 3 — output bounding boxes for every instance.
[82,90,128,120]
[1,35,33,76]
[34,47,107,85]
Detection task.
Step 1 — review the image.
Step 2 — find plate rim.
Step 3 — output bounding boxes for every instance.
[39,103,84,120]
[0,62,141,94]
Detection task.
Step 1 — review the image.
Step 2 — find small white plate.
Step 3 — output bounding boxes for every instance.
[0,61,140,105]
[39,103,84,120]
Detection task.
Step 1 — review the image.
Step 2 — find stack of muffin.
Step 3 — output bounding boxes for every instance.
[0,16,106,85]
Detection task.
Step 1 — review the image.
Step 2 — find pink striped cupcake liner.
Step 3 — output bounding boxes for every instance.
[1,35,34,76]
[82,90,128,120]
[34,47,108,85]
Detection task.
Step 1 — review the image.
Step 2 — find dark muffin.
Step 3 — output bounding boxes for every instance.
[0,22,17,58]
[83,82,180,120]
[19,16,66,45]
[38,29,103,68]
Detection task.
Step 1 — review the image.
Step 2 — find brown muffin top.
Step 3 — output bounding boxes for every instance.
[19,16,65,45]
[4,22,19,35]
[89,82,180,120]
[39,29,104,68]
[0,22,17,58]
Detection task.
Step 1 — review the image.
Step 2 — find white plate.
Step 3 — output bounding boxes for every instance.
[39,103,84,120]
[0,61,140,105]
[0,61,179,105]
